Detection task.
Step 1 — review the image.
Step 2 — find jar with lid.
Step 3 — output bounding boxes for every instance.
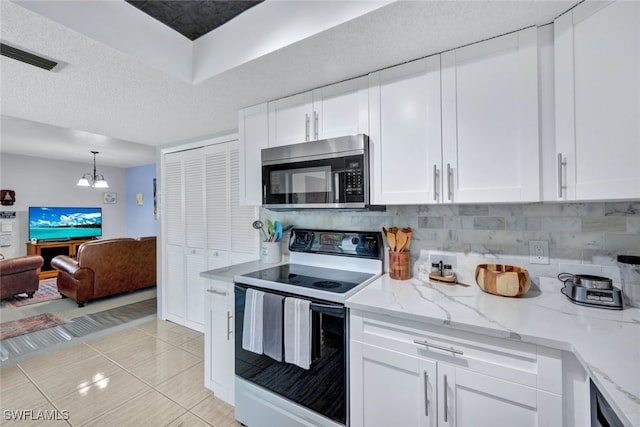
[618,255,640,307]
[413,251,431,282]
[443,264,454,277]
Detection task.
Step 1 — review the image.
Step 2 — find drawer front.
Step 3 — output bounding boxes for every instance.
[206,279,234,306]
[351,310,559,389]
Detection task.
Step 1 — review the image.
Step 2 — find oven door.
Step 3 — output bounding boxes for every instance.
[234,284,347,425]
[262,154,366,209]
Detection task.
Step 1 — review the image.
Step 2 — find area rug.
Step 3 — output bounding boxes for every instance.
[0,312,66,340]
[5,278,62,308]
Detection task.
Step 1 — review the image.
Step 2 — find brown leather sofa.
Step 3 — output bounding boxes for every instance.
[0,254,44,299]
[51,237,156,307]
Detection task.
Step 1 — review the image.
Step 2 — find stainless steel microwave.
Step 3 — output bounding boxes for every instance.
[261,134,371,209]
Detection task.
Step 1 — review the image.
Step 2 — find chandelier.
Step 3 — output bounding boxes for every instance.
[77,151,109,188]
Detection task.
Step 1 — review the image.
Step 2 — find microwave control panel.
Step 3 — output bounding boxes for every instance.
[344,156,364,199]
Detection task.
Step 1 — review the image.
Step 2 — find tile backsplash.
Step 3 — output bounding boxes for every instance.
[262,202,640,284]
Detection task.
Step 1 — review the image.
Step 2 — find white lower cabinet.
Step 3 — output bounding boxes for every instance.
[350,310,562,427]
[205,278,235,405]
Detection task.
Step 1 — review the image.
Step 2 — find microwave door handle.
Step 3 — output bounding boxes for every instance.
[334,172,340,203]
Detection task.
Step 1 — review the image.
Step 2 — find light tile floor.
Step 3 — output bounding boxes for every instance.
[0,319,241,427]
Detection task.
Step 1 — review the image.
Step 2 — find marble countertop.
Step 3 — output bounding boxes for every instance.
[199,258,288,282]
[346,275,640,427]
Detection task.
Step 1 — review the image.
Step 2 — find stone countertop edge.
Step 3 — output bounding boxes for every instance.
[199,257,289,282]
[345,275,640,427]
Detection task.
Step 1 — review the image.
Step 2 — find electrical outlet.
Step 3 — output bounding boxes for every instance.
[529,240,549,264]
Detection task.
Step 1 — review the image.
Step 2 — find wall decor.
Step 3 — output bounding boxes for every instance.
[1,189,15,205]
[103,192,117,204]
[153,178,158,219]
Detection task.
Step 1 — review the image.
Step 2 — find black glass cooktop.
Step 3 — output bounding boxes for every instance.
[238,264,375,294]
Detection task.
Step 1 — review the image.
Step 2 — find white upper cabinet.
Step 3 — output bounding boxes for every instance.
[312,76,369,140]
[554,0,640,201]
[238,103,268,206]
[441,27,541,203]
[268,91,313,147]
[268,76,368,147]
[369,56,442,205]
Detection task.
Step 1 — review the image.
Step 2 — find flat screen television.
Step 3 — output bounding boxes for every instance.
[29,206,102,242]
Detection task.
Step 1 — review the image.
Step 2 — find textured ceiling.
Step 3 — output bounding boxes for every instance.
[0,1,578,168]
[124,0,263,40]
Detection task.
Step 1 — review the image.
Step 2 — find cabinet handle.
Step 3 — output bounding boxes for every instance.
[444,374,449,423]
[206,288,227,296]
[423,371,429,417]
[305,114,310,141]
[413,339,463,355]
[314,111,319,140]
[557,153,567,198]
[433,165,439,201]
[447,163,453,201]
[227,311,233,341]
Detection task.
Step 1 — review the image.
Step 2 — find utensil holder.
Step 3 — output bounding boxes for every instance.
[261,241,281,264]
[389,251,410,280]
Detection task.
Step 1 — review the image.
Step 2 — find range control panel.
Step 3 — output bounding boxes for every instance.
[289,229,382,259]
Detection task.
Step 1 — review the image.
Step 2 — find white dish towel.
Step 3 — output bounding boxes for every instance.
[284,297,311,370]
[242,288,265,354]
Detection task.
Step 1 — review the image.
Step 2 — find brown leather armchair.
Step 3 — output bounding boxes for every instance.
[51,237,156,307]
[0,254,44,299]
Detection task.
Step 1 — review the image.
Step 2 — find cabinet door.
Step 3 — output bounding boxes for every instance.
[351,341,436,427]
[445,367,559,427]
[205,280,234,405]
[268,91,314,146]
[229,144,260,257]
[312,76,368,140]
[238,103,268,205]
[555,1,640,200]
[441,27,540,203]
[369,56,442,205]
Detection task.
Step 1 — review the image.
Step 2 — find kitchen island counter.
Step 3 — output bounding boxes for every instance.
[346,275,640,427]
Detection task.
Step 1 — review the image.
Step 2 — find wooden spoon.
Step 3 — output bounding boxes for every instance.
[402,228,412,251]
[386,231,396,252]
[395,230,408,252]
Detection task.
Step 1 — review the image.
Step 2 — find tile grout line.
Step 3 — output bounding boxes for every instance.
[15,362,73,427]
[83,326,206,417]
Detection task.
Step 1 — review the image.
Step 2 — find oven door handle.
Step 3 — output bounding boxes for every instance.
[310,302,345,318]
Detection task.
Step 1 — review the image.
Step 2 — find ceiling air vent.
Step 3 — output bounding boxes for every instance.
[1,42,63,71]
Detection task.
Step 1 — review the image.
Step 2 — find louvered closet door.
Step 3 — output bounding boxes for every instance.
[183,149,207,328]
[205,144,231,269]
[229,142,259,260]
[163,153,186,320]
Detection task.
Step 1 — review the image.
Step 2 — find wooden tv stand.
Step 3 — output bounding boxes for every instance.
[26,238,94,280]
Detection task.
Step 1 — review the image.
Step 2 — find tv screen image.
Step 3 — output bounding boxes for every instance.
[29,207,102,241]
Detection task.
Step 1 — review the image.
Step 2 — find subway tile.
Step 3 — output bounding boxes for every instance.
[581,217,627,233]
[605,202,640,216]
[488,204,524,217]
[459,205,488,216]
[417,216,444,229]
[542,217,582,233]
[473,217,505,231]
[506,217,542,232]
[604,233,640,251]
[560,203,605,216]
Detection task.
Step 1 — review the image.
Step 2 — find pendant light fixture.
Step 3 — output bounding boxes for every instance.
[77,151,109,188]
